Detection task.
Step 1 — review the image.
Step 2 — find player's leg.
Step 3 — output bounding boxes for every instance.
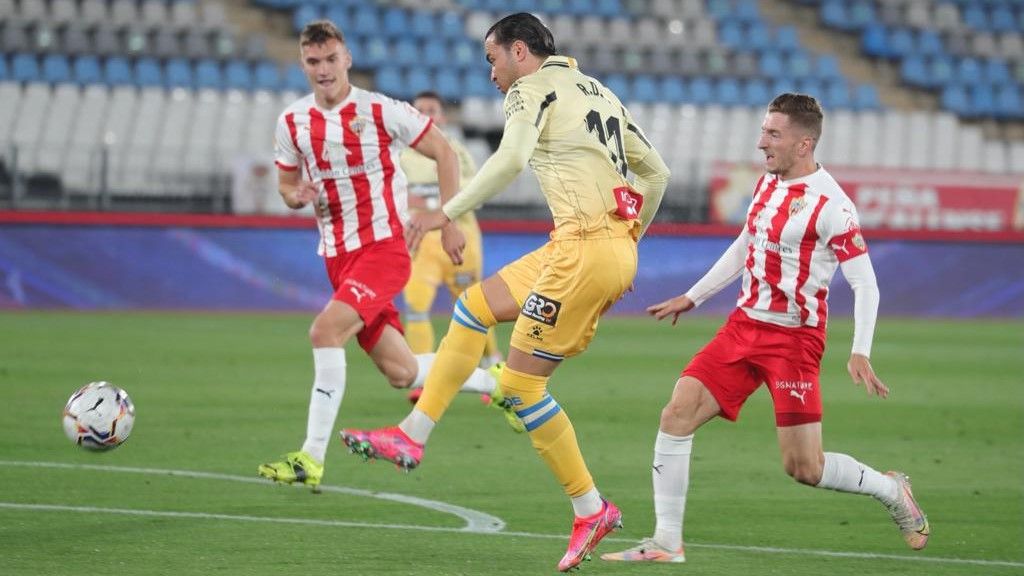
[403,241,442,355]
[257,298,363,490]
[778,423,929,549]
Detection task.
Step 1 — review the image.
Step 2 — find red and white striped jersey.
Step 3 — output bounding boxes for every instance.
[274,87,432,256]
[739,166,869,329]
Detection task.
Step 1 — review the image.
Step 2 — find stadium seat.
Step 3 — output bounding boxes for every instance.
[969,84,995,117]
[134,57,163,88]
[900,55,929,87]
[941,84,970,115]
[195,59,223,90]
[776,26,801,52]
[659,76,686,104]
[324,6,349,29]
[853,84,880,110]
[423,39,449,68]
[224,61,253,91]
[0,55,8,82]
[463,70,494,98]
[411,10,437,39]
[382,7,409,39]
[405,68,432,100]
[253,61,281,92]
[283,64,307,93]
[392,39,419,67]
[688,76,712,104]
[374,66,403,99]
[956,57,984,85]
[994,85,1022,119]
[352,6,382,36]
[11,53,39,83]
[602,73,630,102]
[787,51,814,80]
[293,4,321,33]
[742,78,771,107]
[435,68,462,102]
[165,58,193,89]
[760,50,785,77]
[631,74,658,103]
[861,24,889,58]
[41,54,72,84]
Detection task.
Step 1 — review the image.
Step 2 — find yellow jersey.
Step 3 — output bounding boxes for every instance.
[503,55,655,238]
[400,134,479,228]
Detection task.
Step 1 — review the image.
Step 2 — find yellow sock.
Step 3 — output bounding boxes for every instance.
[415,286,496,422]
[482,327,501,361]
[403,312,434,354]
[501,367,594,497]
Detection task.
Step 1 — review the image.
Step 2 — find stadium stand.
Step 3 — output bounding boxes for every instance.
[0,0,1020,216]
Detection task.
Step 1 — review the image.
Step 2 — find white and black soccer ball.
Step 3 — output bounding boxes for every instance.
[62,382,135,451]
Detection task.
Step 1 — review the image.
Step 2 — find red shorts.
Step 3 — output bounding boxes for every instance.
[682,308,826,427]
[324,237,410,352]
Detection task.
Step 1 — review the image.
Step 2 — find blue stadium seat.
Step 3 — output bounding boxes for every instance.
[596,0,623,18]
[411,10,437,39]
[957,57,984,84]
[361,36,389,68]
[847,0,877,31]
[392,38,419,67]
[688,76,712,104]
[797,78,824,100]
[0,55,7,81]
[284,63,308,92]
[900,55,929,87]
[991,7,1016,33]
[104,56,133,85]
[435,68,462,101]
[735,0,760,24]
[715,77,742,106]
[985,58,1012,85]
[815,54,842,81]
[351,6,381,36]
[134,57,163,87]
[887,27,915,58]
[375,65,404,98]
[452,39,477,71]
[41,54,72,84]
[771,76,797,97]
[195,59,223,90]
[463,69,495,97]
[631,74,658,103]
[73,55,102,84]
[324,6,349,30]
[224,61,253,91]
[405,68,432,100]
[438,11,464,39]
[820,0,848,30]
[775,26,801,52]
[382,8,409,39]
[659,76,686,103]
[706,0,731,20]
[11,53,40,82]
[293,4,321,33]
[823,80,851,109]
[941,84,969,115]
[962,5,989,30]
[165,58,193,88]
[759,50,785,77]
[929,55,956,87]
[969,84,995,116]
[994,85,1022,119]
[917,29,944,58]
[253,61,281,91]
[853,83,880,110]
[786,51,813,80]
[423,38,449,68]
[861,24,889,58]
[745,23,773,53]
[742,78,771,106]
[717,20,743,50]
[602,73,630,101]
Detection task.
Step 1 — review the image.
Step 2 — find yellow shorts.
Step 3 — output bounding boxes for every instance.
[405,216,484,311]
[498,234,637,360]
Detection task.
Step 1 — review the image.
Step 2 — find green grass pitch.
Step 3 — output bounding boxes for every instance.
[1,311,1021,575]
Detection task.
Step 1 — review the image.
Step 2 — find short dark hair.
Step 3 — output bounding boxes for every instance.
[413,90,443,105]
[768,93,823,141]
[485,13,557,57]
[300,20,345,46]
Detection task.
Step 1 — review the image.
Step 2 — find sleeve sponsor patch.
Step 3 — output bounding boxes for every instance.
[829,228,868,262]
[504,89,526,119]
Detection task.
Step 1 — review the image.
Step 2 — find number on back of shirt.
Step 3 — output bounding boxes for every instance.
[585,110,627,177]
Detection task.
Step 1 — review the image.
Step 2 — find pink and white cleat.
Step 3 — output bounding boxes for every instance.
[600,537,685,563]
[340,426,424,472]
[557,499,623,572]
[884,471,930,550]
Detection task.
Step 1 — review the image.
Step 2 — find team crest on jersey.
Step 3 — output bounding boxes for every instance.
[852,231,866,251]
[348,115,370,135]
[788,196,807,217]
[521,292,561,326]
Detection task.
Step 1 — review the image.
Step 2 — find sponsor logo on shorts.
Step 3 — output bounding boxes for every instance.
[343,279,377,304]
[775,380,813,405]
[789,389,807,404]
[521,292,561,326]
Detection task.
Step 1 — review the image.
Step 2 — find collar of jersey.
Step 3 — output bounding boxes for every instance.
[541,55,578,70]
[312,85,360,114]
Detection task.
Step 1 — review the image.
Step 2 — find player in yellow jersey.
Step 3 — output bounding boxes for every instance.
[399,91,504,382]
[341,13,670,571]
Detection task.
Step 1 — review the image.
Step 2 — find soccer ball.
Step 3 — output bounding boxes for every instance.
[62,382,135,450]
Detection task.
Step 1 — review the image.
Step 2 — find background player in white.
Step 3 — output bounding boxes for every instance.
[602,93,930,563]
[257,20,499,491]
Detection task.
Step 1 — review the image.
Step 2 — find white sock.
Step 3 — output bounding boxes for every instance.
[399,408,435,444]
[652,431,693,551]
[300,348,346,463]
[408,353,495,395]
[571,487,603,518]
[816,452,899,504]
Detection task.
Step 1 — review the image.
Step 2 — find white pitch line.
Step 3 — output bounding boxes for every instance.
[0,460,503,533]
[3,461,1022,569]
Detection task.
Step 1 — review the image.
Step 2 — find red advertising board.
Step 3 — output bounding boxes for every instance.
[710,163,1024,237]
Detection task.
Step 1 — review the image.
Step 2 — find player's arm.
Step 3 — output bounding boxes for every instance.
[839,253,887,398]
[647,230,748,324]
[622,112,670,238]
[277,167,317,209]
[409,123,465,263]
[441,120,539,220]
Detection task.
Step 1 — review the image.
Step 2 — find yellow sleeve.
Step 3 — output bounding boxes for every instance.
[442,121,540,221]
